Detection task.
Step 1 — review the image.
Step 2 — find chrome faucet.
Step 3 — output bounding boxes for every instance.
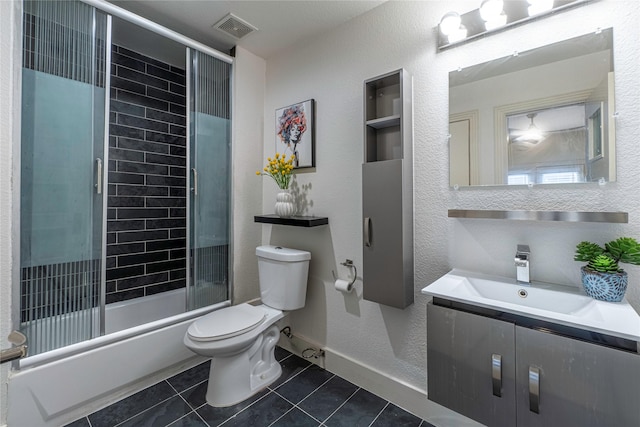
[515,244,530,283]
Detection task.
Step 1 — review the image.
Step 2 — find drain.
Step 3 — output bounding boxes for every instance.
[518,289,528,298]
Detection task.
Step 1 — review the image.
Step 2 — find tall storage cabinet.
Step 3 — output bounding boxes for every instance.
[362,69,413,308]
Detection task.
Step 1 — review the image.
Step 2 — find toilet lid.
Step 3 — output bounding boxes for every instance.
[187,303,267,342]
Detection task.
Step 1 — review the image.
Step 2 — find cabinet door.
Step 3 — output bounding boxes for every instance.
[427,303,516,426]
[515,326,640,427]
[362,159,407,308]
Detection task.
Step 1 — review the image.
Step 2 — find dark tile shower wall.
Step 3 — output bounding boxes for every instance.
[107,45,187,304]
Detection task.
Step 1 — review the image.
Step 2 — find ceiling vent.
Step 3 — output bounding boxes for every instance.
[213,13,258,40]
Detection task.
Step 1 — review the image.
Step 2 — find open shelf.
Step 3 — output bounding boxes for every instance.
[254,214,329,227]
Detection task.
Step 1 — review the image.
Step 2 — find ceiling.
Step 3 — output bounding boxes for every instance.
[107,1,386,60]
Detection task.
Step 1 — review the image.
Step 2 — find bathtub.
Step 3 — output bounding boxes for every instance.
[7,289,228,427]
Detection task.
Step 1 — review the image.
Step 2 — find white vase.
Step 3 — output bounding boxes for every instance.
[275,189,296,217]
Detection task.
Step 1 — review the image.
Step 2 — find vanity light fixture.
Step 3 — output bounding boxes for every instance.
[437,0,589,50]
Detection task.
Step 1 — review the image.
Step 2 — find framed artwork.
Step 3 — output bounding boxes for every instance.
[275,99,315,169]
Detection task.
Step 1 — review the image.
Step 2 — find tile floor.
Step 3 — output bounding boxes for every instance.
[65,347,435,427]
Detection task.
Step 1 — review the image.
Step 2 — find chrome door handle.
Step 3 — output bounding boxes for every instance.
[95,158,102,194]
[492,354,502,397]
[364,217,371,247]
[529,366,540,414]
[191,168,198,196]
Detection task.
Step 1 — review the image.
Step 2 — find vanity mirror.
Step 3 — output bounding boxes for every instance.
[449,28,615,187]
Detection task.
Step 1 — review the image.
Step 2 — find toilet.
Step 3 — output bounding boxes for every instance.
[183,245,311,407]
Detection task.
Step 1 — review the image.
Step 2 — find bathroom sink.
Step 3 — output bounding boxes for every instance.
[422,269,640,341]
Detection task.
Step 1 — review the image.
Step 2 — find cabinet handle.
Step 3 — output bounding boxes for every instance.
[491,354,502,397]
[364,217,372,247]
[95,158,102,194]
[191,168,198,196]
[529,366,540,414]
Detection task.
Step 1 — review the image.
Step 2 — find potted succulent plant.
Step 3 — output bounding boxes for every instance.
[574,237,640,302]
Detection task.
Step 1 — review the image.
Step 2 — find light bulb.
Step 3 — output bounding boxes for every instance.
[528,0,554,16]
[439,11,461,36]
[480,0,504,21]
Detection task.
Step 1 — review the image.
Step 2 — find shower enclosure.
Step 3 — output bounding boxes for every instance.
[19,0,232,358]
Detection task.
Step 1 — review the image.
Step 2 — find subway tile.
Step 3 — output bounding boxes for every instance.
[117,66,168,90]
[106,242,145,256]
[147,86,186,105]
[170,167,186,177]
[171,229,186,239]
[118,251,168,267]
[170,103,186,116]
[117,208,169,219]
[111,75,146,95]
[110,147,145,162]
[146,153,186,166]
[147,63,185,84]
[146,238,186,252]
[146,176,186,188]
[107,220,145,232]
[146,219,185,230]
[109,172,145,185]
[118,137,170,154]
[170,187,186,197]
[117,185,169,197]
[169,208,186,218]
[146,197,185,208]
[170,249,186,261]
[170,65,186,76]
[170,146,187,157]
[145,279,185,295]
[106,265,145,281]
[109,111,117,123]
[107,230,116,243]
[111,100,145,117]
[145,130,186,146]
[118,160,169,176]
[106,280,117,294]
[108,196,145,208]
[118,114,169,133]
[170,268,186,280]
[117,229,169,243]
[169,124,187,136]
[111,52,146,72]
[169,82,186,96]
[106,257,117,269]
[108,183,117,196]
[108,159,117,172]
[110,123,145,140]
[117,89,169,111]
[117,272,169,290]
[146,259,185,274]
[146,108,186,125]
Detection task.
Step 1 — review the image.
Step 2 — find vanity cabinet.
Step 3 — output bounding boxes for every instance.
[362,69,413,309]
[427,301,640,427]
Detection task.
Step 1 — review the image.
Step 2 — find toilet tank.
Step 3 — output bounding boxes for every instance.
[256,245,311,310]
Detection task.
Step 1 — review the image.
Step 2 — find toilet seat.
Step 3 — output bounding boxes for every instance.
[187,304,266,342]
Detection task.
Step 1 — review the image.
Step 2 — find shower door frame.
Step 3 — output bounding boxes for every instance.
[13,0,235,366]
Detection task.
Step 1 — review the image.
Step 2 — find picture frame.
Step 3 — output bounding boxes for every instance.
[275,99,315,169]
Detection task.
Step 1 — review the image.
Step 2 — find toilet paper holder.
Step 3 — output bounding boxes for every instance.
[332,259,357,289]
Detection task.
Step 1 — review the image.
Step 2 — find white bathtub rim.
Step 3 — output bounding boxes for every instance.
[19,299,230,369]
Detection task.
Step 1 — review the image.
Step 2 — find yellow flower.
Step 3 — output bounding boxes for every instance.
[255,171,260,175]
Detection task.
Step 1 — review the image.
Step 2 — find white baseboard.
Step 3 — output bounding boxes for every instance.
[278,332,482,427]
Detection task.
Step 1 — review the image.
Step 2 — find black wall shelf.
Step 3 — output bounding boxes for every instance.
[254,214,329,227]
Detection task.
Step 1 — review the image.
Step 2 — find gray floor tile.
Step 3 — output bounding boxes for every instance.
[274,364,334,404]
[117,395,192,427]
[88,380,176,427]
[297,376,358,422]
[196,388,270,426]
[270,407,321,426]
[371,403,422,427]
[63,417,90,427]
[220,392,292,427]
[323,388,387,427]
[167,361,211,393]
[268,353,311,389]
[167,411,208,426]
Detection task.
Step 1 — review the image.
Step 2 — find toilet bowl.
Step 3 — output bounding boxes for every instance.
[183,245,310,407]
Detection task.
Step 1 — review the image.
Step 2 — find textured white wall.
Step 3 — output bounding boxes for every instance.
[232,47,267,304]
[262,0,640,395]
[0,1,20,425]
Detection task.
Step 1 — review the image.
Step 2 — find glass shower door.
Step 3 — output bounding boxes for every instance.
[20,0,109,355]
[187,49,231,310]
